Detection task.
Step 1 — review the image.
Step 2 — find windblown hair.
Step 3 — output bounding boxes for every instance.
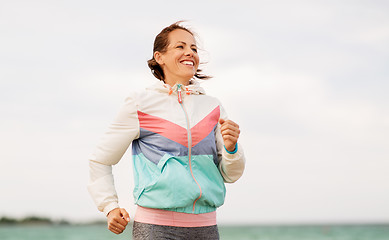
[147,21,211,81]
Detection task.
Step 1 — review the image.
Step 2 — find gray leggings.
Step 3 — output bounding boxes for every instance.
[132,221,220,240]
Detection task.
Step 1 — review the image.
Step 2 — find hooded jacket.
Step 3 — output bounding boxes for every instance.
[87,80,245,216]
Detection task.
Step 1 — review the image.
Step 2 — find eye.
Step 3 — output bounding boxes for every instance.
[176,45,184,49]
[192,48,198,53]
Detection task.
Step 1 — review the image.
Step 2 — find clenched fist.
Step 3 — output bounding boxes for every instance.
[107,208,130,234]
[219,118,240,152]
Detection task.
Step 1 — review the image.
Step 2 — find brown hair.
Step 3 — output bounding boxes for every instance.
[147,21,211,81]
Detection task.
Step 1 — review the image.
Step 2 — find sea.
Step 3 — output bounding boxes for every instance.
[1,224,389,240]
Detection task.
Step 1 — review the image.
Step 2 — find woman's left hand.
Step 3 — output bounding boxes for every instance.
[219,118,240,152]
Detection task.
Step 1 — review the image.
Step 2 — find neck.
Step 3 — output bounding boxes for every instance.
[164,76,191,87]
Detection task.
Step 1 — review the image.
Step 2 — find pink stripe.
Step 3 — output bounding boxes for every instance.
[137,106,220,148]
[191,106,220,147]
[137,111,188,146]
[134,206,217,227]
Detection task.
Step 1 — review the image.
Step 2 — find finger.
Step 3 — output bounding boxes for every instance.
[222,133,239,143]
[221,128,240,137]
[221,130,240,141]
[219,118,225,125]
[120,208,131,222]
[108,225,123,234]
[114,218,128,228]
[221,128,240,138]
[220,123,239,132]
[220,119,239,128]
[109,222,126,234]
[108,217,126,230]
[222,135,238,143]
[108,225,120,234]
[112,213,128,226]
[109,228,120,234]
[108,222,124,232]
[221,127,240,139]
[108,221,121,234]
[220,121,240,132]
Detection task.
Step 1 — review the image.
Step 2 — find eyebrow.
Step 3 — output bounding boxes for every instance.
[177,41,197,47]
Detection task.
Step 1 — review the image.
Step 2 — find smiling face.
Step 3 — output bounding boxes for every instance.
[154,29,199,86]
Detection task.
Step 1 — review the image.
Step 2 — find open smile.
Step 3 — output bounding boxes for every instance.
[180,60,194,67]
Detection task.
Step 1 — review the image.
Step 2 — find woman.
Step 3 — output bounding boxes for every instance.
[88,21,245,239]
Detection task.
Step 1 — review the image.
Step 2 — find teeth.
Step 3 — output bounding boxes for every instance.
[182,61,194,66]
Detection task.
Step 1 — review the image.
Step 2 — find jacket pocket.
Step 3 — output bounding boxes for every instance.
[135,154,200,209]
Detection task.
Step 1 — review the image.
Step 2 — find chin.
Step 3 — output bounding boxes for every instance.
[180,73,195,81]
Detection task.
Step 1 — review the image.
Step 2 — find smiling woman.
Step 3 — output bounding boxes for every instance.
[87,21,245,240]
[147,21,211,83]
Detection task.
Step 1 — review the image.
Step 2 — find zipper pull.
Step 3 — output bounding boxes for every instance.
[177,84,183,103]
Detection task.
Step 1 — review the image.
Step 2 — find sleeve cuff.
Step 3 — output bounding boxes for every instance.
[224,143,238,154]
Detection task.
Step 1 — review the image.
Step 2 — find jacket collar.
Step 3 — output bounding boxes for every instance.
[147,79,206,95]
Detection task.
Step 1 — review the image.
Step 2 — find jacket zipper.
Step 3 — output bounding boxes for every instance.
[177,84,202,213]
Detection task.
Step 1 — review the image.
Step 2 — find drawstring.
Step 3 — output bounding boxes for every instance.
[165,84,193,103]
[185,87,191,95]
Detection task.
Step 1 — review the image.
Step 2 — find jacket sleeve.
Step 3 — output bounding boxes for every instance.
[87,95,140,216]
[215,103,246,183]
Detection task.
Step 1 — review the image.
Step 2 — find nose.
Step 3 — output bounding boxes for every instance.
[184,46,193,57]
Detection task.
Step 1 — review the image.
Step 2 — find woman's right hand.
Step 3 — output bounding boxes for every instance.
[107,208,131,234]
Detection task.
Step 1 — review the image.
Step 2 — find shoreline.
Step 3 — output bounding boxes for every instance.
[0,216,106,226]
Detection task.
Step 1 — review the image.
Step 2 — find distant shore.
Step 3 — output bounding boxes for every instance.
[0,216,105,226]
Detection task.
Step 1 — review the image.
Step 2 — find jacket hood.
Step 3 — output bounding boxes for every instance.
[147,79,206,96]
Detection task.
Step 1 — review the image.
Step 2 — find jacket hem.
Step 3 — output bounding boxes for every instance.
[138,205,217,214]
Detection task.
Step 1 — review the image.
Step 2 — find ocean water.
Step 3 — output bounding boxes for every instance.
[0,224,389,240]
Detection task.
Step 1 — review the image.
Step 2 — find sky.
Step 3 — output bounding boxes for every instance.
[0,0,388,224]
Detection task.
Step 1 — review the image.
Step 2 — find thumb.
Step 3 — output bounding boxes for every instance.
[219,118,225,125]
[120,208,131,222]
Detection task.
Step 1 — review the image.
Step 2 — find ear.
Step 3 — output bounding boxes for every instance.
[154,51,164,65]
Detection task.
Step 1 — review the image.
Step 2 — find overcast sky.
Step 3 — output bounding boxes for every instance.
[1,0,388,224]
